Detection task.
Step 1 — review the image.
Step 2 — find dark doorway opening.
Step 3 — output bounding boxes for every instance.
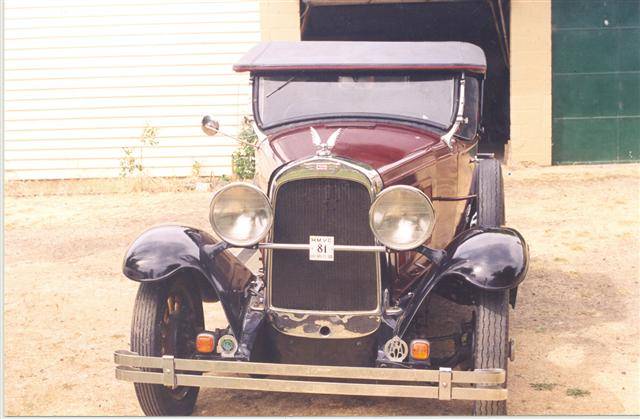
[300,0,510,158]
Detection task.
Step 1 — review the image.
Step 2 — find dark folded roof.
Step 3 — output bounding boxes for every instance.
[234,41,486,73]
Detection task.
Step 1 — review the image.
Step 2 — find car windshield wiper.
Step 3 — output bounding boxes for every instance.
[266,76,296,98]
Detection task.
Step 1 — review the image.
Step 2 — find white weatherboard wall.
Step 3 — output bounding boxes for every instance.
[4,0,260,180]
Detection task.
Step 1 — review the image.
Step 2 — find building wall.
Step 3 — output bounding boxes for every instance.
[260,0,301,41]
[4,0,555,180]
[508,0,553,166]
[4,0,261,180]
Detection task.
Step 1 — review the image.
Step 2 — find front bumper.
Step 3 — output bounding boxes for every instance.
[114,350,507,401]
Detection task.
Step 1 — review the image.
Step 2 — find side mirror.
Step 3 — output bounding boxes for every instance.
[201,115,220,136]
[200,115,259,150]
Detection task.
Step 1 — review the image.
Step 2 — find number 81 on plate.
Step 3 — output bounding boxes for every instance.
[309,235,334,261]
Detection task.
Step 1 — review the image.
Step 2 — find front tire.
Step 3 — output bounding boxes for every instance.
[130,277,204,416]
[472,291,509,415]
[472,158,509,415]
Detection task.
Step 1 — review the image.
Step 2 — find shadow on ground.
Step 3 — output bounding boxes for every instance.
[195,389,472,416]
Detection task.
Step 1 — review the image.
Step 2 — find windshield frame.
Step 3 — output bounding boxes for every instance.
[251,71,463,132]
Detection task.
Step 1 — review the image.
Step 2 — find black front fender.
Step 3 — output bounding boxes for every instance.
[395,227,528,337]
[438,227,529,291]
[122,225,254,334]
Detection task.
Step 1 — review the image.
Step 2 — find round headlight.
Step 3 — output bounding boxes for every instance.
[369,185,436,251]
[209,183,273,247]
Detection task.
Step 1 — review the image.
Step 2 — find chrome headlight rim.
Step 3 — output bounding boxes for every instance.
[369,185,436,251]
[209,182,273,247]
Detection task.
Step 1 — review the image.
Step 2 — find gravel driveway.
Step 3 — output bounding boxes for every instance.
[4,163,639,415]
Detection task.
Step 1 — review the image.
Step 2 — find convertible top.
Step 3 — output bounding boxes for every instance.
[233,41,486,73]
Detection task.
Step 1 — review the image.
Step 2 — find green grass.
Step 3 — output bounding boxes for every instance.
[530,382,557,391]
[566,387,591,397]
[535,325,547,333]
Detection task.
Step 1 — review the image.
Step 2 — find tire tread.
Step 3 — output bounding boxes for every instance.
[473,159,508,416]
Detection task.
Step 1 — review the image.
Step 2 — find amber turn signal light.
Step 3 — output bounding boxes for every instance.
[410,339,430,360]
[196,333,215,353]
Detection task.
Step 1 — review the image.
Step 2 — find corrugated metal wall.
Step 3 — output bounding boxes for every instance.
[4,0,261,180]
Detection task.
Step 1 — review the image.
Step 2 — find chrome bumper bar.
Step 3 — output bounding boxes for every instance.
[114,350,507,401]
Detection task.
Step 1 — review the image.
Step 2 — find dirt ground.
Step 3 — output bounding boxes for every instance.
[4,163,640,416]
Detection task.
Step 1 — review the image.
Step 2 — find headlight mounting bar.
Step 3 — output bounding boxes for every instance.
[249,242,445,265]
[257,242,386,252]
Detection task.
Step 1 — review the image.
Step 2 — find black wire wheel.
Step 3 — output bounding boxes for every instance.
[472,158,509,416]
[130,276,204,416]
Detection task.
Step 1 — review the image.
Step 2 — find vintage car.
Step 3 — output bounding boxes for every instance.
[114,41,528,416]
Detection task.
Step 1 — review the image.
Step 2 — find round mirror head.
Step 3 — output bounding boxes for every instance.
[201,115,220,136]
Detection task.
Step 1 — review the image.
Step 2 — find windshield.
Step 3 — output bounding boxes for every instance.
[256,72,457,130]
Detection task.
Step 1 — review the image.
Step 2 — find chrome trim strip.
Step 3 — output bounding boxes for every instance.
[268,156,384,196]
[441,75,466,150]
[114,350,508,401]
[259,243,386,252]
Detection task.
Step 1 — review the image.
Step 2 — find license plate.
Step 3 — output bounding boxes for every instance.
[309,235,334,261]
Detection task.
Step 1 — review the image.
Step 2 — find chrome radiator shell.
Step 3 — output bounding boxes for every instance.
[265,156,383,339]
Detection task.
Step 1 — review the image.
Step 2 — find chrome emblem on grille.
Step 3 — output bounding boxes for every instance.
[383,336,409,362]
[310,127,342,156]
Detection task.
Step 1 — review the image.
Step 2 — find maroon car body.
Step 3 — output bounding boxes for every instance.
[254,121,477,298]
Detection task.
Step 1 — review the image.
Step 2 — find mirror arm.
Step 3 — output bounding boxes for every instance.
[215,130,260,150]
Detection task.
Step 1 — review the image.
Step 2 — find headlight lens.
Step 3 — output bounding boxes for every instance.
[369,185,436,251]
[209,183,273,247]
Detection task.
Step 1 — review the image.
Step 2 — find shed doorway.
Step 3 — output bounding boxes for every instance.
[300,0,510,158]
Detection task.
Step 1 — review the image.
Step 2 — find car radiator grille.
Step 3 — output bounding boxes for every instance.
[270,178,378,312]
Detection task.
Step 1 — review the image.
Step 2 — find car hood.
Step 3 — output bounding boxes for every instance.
[263,121,442,172]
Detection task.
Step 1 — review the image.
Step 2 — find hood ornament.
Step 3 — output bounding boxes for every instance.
[310,127,342,156]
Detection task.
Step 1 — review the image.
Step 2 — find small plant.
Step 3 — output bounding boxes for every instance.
[219,174,231,182]
[231,116,258,180]
[530,382,557,391]
[191,161,202,178]
[119,147,140,177]
[566,387,590,397]
[119,124,158,177]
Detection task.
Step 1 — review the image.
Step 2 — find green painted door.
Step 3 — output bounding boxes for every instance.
[552,0,640,163]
